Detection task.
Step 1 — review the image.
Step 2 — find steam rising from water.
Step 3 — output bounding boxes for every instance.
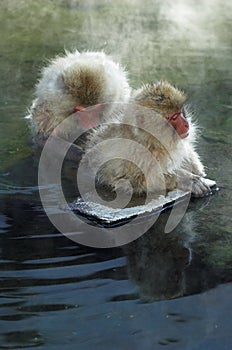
[78,0,232,86]
[160,0,231,49]
[2,0,231,88]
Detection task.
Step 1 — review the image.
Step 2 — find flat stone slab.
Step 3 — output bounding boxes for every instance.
[69,178,217,227]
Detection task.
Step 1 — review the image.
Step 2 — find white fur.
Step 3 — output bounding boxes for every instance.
[35,50,130,106]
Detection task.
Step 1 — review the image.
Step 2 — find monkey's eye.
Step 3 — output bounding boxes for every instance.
[171,113,178,120]
[168,110,182,121]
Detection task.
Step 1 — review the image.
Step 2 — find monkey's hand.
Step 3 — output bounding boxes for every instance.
[176,170,212,197]
[191,175,213,197]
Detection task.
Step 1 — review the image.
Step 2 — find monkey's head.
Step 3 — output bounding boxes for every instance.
[134,81,190,139]
[53,65,108,130]
[64,65,107,107]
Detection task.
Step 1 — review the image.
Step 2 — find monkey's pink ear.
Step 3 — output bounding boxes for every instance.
[136,114,144,129]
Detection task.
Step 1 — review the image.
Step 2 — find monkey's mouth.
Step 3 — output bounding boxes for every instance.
[180,131,189,139]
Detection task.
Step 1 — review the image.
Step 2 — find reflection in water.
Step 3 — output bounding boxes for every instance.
[124,214,193,301]
[124,204,232,302]
[0,188,232,348]
[0,192,231,299]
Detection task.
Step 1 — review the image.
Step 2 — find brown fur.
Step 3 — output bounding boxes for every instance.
[64,65,107,107]
[134,80,186,116]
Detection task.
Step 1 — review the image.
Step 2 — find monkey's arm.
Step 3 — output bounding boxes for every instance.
[181,147,206,177]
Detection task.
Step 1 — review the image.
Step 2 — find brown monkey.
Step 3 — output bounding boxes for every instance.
[27,51,131,148]
[84,81,214,197]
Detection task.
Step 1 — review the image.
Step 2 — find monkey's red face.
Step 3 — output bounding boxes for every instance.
[167,109,189,138]
[73,103,103,129]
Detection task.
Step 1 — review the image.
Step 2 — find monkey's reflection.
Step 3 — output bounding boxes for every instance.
[124,211,196,301]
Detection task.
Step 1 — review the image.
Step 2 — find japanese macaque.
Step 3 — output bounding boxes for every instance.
[27,51,131,148]
[84,81,215,197]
